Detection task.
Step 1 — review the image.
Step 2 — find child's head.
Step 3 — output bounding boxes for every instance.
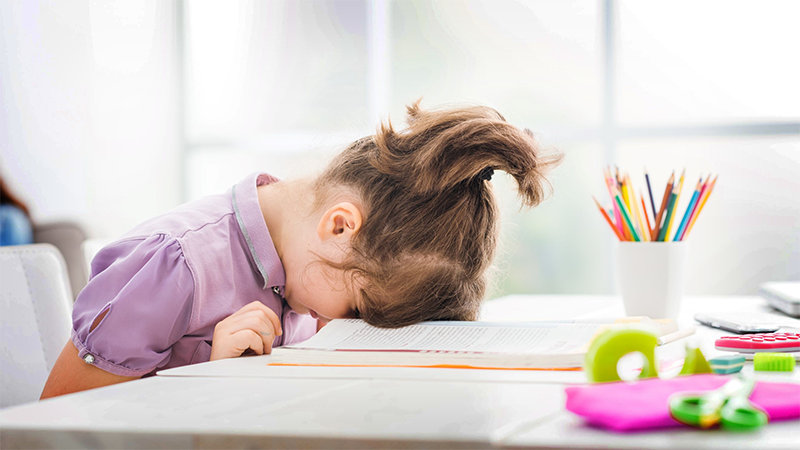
[299,101,563,327]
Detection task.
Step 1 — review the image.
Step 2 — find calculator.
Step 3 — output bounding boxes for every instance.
[715,332,800,353]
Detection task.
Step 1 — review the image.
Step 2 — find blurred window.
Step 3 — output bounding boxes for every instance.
[183,0,800,296]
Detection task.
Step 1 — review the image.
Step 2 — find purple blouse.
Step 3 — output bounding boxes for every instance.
[71,173,317,377]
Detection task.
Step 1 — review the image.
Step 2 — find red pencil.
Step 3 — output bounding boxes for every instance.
[640,193,652,237]
[593,196,625,241]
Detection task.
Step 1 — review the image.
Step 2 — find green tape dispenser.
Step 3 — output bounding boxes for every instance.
[585,328,712,383]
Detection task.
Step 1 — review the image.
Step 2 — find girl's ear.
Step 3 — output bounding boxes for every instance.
[317,202,362,242]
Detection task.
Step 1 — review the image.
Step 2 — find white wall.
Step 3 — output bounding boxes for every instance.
[0,0,181,238]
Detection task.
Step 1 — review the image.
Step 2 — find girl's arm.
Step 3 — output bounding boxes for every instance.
[40,341,139,400]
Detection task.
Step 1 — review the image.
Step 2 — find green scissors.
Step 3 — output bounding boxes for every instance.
[669,376,769,431]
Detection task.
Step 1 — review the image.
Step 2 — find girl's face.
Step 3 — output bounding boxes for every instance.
[282,262,360,323]
[280,200,363,323]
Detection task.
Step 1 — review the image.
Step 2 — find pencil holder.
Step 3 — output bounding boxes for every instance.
[615,241,688,319]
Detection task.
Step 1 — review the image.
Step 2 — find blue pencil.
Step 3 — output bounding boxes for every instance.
[672,177,703,241]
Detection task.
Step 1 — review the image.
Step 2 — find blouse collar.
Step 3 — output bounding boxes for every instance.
[231,172,286,290]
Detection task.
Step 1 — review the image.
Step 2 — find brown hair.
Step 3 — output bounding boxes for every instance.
[313,101,563,327]
[0,177,32,220]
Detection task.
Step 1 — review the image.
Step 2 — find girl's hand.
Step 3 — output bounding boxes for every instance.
[210,301,283,361]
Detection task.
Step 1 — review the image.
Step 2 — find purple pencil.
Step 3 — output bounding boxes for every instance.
[644,167,657,226]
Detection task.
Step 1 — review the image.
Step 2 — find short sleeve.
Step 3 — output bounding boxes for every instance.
[71,234,195,377]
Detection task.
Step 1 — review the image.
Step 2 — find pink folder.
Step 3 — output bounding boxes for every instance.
[565,374,800,432]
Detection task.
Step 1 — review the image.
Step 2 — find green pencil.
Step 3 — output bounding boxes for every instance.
[657,185,679,241]
[614,189,640,242]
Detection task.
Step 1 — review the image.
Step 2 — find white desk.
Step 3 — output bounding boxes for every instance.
[1,296,798,449]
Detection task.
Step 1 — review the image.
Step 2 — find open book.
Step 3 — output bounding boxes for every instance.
[269,318,679,370]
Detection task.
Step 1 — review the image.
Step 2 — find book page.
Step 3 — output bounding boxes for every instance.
[285,320,600,354]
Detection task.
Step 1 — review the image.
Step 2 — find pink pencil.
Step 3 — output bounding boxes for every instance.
[604,167,624,236]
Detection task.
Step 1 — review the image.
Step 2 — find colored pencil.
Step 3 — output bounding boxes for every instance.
[604,167,625,238]
[651,171,675,241]
[640,193,652,236]
[630,181,649,242]
[607,167,633,240]
[672,177,703,241]
[623,176,641,237]
[619,178,636,238]
[678,174,710,241]
[657,183,679,241]
[683,175,718,239]
[613,183,635,241]
[621,176,631,214]
[644,167,657,225]
[593,196,625,241]
[613,187,640,241]
[663,169,685,241]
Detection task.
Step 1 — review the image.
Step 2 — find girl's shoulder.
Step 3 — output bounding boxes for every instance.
[119,191,235,242]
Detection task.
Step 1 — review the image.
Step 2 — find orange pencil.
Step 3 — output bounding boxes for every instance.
[640,193,652,236]
[651,171,675,240]
[683,175,718,239]
[593,196,625,241]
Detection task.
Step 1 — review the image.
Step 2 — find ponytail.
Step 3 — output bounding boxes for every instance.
[371,99,563,207]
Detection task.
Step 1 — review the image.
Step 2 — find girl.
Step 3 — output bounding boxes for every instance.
[41,101,563,398]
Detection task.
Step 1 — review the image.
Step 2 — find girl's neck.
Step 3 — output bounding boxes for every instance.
[256,178,315,261]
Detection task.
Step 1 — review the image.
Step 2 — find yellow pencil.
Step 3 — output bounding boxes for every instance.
[683,175,718,239]
[623,176,642,237]
[664,168,685,241]
[629,177,649,242]
[621,176,631,213]
[613,186,640,241]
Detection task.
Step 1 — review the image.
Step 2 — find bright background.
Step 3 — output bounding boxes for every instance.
[1,0,798,299]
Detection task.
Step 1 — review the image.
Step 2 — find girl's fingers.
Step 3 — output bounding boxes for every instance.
[219,311,276,353]
[226,300,267,319]
[228,314,277,353]
[230,329,264,356]
[210,302,284,360]
[226,301,283,336]
[230,310,278,336]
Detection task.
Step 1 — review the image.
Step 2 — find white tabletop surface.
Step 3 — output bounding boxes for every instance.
[2,295,799,449]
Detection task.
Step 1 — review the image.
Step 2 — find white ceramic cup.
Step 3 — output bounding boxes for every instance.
[615,241,688,319]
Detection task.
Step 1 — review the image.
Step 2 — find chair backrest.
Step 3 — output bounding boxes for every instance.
[33,221,89,300]
[81,237,113,281]
[0,244,73,409]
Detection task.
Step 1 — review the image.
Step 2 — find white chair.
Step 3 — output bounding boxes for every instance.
[0,244,73,409]
[33,221,89,300]
[80,237,113,282]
